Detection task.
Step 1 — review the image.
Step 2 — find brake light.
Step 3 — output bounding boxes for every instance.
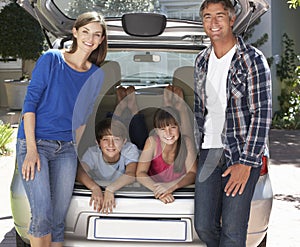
[260,155,268,176]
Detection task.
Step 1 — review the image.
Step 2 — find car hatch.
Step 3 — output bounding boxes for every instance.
[18,0,269,40]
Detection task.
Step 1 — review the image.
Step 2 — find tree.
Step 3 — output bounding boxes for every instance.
[65,0,160,18]
[0,1,45,62]
[287,0,300,9]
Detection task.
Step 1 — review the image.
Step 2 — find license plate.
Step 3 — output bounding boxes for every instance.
[88,216,190,241]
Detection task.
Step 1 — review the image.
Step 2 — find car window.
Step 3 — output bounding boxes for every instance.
[53,0,202,21]
[106,50,198,88]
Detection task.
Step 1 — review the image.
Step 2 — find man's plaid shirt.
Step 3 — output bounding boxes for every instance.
[194,36,272,167]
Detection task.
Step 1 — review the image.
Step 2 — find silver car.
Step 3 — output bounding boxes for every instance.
[10,0,272,246]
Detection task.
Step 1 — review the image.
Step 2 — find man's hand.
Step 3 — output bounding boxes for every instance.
[222,164,251,197]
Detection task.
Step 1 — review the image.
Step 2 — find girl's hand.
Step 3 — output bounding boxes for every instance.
[90,185,104,212]
[159,193,175,204]
[101,189,116,214]
[153,182,175,198]
[22,149,40,181]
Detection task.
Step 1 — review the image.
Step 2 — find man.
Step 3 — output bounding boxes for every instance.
[193,0,272,246]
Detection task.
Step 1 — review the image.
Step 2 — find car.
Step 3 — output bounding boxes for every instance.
[10,0,272,246]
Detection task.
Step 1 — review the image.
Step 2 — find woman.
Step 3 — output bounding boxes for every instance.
[16,12,107,247]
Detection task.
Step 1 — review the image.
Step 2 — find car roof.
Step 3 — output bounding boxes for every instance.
[18,0,269,43]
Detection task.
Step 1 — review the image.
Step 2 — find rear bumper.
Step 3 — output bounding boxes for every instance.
[11,171,273,247]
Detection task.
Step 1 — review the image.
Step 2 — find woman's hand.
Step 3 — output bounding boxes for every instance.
[22,149,40,181]
[90,185,104,212]
[101,189,116,214]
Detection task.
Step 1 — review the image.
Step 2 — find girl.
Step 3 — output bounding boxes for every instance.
[16,12,107,247]
[136,106,197,204]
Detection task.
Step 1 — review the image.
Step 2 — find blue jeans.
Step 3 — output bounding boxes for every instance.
[16,139,77,242]
[194,149,260,247]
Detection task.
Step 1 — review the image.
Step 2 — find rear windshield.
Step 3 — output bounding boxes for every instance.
[106,49,198,88]
[53,0,202,21]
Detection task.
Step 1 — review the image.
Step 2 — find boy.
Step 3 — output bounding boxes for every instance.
[76,118,139,214]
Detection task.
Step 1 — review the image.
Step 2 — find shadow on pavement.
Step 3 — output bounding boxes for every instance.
[0,227,15,247]
[274,194,300,210]
[269,129,300,166]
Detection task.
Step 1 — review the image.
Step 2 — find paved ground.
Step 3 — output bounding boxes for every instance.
[0,107,299,246]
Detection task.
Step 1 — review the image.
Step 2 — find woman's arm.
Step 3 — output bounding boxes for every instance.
[22,112,40,181]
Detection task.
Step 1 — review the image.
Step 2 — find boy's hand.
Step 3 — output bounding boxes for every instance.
[101,189,116,214]
[90,185,104,212]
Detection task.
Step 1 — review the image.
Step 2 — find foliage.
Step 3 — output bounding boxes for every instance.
[243,18,272,66]
[0,121,14,156]
[0,1,45,61]
[287,0,300,9]
[65,0,160,19]
[273,33,300,129]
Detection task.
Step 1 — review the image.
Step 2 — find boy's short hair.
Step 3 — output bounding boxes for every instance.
[95,118,127,143]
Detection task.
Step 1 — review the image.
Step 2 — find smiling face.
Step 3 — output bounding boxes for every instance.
[156,124,180,145]
[201,2,236,44]
[72,22,104,53]
[153,107,181,146]
[98,135,126,162]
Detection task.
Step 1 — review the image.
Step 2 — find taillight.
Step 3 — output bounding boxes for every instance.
[260,155,268,176]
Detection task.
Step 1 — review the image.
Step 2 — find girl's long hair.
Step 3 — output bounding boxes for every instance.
[153,106,187,173]
[67,11,108,66]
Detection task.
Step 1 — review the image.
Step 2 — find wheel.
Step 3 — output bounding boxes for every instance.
[257,233,267,247]
[16,231,31,247]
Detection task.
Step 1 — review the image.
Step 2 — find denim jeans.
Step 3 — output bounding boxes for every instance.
[16,139,77,242]
[194,149,261,247]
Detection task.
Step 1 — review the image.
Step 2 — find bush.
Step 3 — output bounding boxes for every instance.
[0,1,45,61]
[0,121,14,156]
[273,33,300,129]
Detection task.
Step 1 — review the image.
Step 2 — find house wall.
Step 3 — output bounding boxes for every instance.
[0,58,22,107]
[249,0,300,114]
[0,60,34,107]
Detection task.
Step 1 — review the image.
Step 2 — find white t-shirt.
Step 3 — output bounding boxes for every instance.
[202,45,236,149]
[81,142,140,182]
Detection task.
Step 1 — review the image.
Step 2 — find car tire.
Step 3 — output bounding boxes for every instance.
[16,231,31,247]
[257,233,267,247]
